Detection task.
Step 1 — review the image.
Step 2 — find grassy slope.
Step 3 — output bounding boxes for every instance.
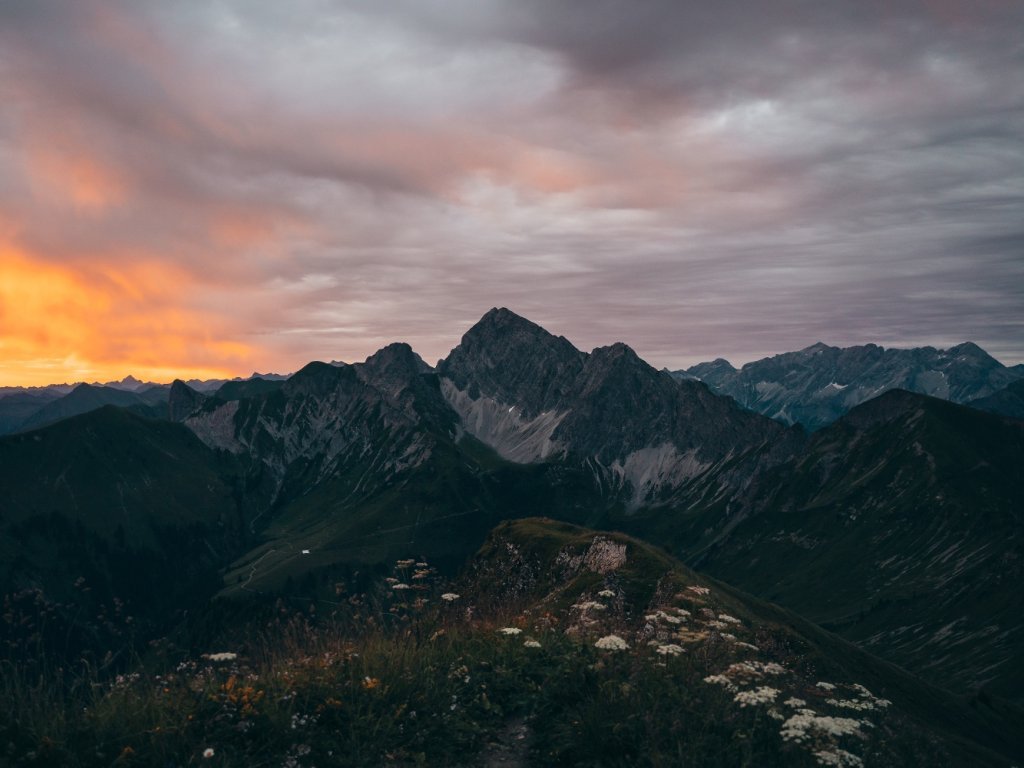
[5,516,1022,767]
[476,518,1024,766]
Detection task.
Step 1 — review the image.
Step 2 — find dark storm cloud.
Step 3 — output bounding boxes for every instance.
[0,0,1021,385]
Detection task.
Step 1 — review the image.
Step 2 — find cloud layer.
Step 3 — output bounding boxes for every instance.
[2,0,1022,384]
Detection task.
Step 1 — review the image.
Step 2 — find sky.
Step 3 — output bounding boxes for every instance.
[1,0,1022,386]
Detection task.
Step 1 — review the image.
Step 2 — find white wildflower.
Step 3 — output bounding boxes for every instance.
[385,577,399,584]
[396,559,416,567]
[674,608,691,617]
[391,583,411,590]
[816,681,836,691]
[440,593,460,602]
[203,652,237,662]
[687,585,711,595]
[718,613,742,624]
[736,642,759,652]
[524,640,542,648]
[573,601,607,612]
[784,697,807,708]
[203,747,215,758]
[655,644,684,656]
[706,620,728,630]
[734,686,780,707]
[646,609,683,625]
[703,674,736,691]
[497,627,522,636]
[597,589,616,598]
[725,661,787,679]
[814,748,864,767]
[781,712,863,743]
[594,634,629,651]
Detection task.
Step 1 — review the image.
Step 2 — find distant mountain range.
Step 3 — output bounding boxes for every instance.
[0,373,290,436]
[673,341,1024,430]
[2,308,1022,733]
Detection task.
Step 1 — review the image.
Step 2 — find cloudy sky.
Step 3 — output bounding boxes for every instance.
[1,0,1022,385]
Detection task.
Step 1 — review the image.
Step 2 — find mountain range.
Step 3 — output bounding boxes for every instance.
[674,341,1024,430]
[2,308,1023,765]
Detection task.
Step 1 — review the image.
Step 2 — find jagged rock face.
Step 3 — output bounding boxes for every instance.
[183,343,455,506]
[439,309,792,505]
[677,341,1024,430]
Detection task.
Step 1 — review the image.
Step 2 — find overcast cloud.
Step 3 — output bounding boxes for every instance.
[1,0,1021,384]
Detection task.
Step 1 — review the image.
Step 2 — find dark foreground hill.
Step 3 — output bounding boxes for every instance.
[0,407,248,659]
[3,518,1021,767]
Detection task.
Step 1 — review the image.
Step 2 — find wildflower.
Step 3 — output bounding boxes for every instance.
[594,634,628,651]
[734,686,780,707]
[361,676,380,690]
[781,712,863,743]
[816,681,836,691]
[655,643,684,656]
[524,640,542,648]
[573,601,606,612]
[703,674,736,691]
[814,749,863,767]
[784,697,807,708]
[385,577,399,584]
[203,747,215,758]
[396,559,416,567]
[204,652,237,662]
[717,613,741,624]
[301,549,310,555]
[597,589,616,598]
[391,583,411,590]
[686,585,710,596]
[440,593,460,602]
[497,627,522,636]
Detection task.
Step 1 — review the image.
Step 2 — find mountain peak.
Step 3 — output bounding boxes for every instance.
[439,309,585,416]
[467,307,554,342]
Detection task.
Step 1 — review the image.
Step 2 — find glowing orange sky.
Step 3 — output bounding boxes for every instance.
[0,244,254,387]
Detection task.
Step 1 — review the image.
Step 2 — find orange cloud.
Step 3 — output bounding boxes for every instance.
[0,244,258,387]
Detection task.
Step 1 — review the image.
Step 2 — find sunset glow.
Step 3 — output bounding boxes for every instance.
[0,245,253,386]
[0,1,1021,387]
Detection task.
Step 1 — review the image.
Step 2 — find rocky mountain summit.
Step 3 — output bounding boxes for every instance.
[440,308,795,505]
